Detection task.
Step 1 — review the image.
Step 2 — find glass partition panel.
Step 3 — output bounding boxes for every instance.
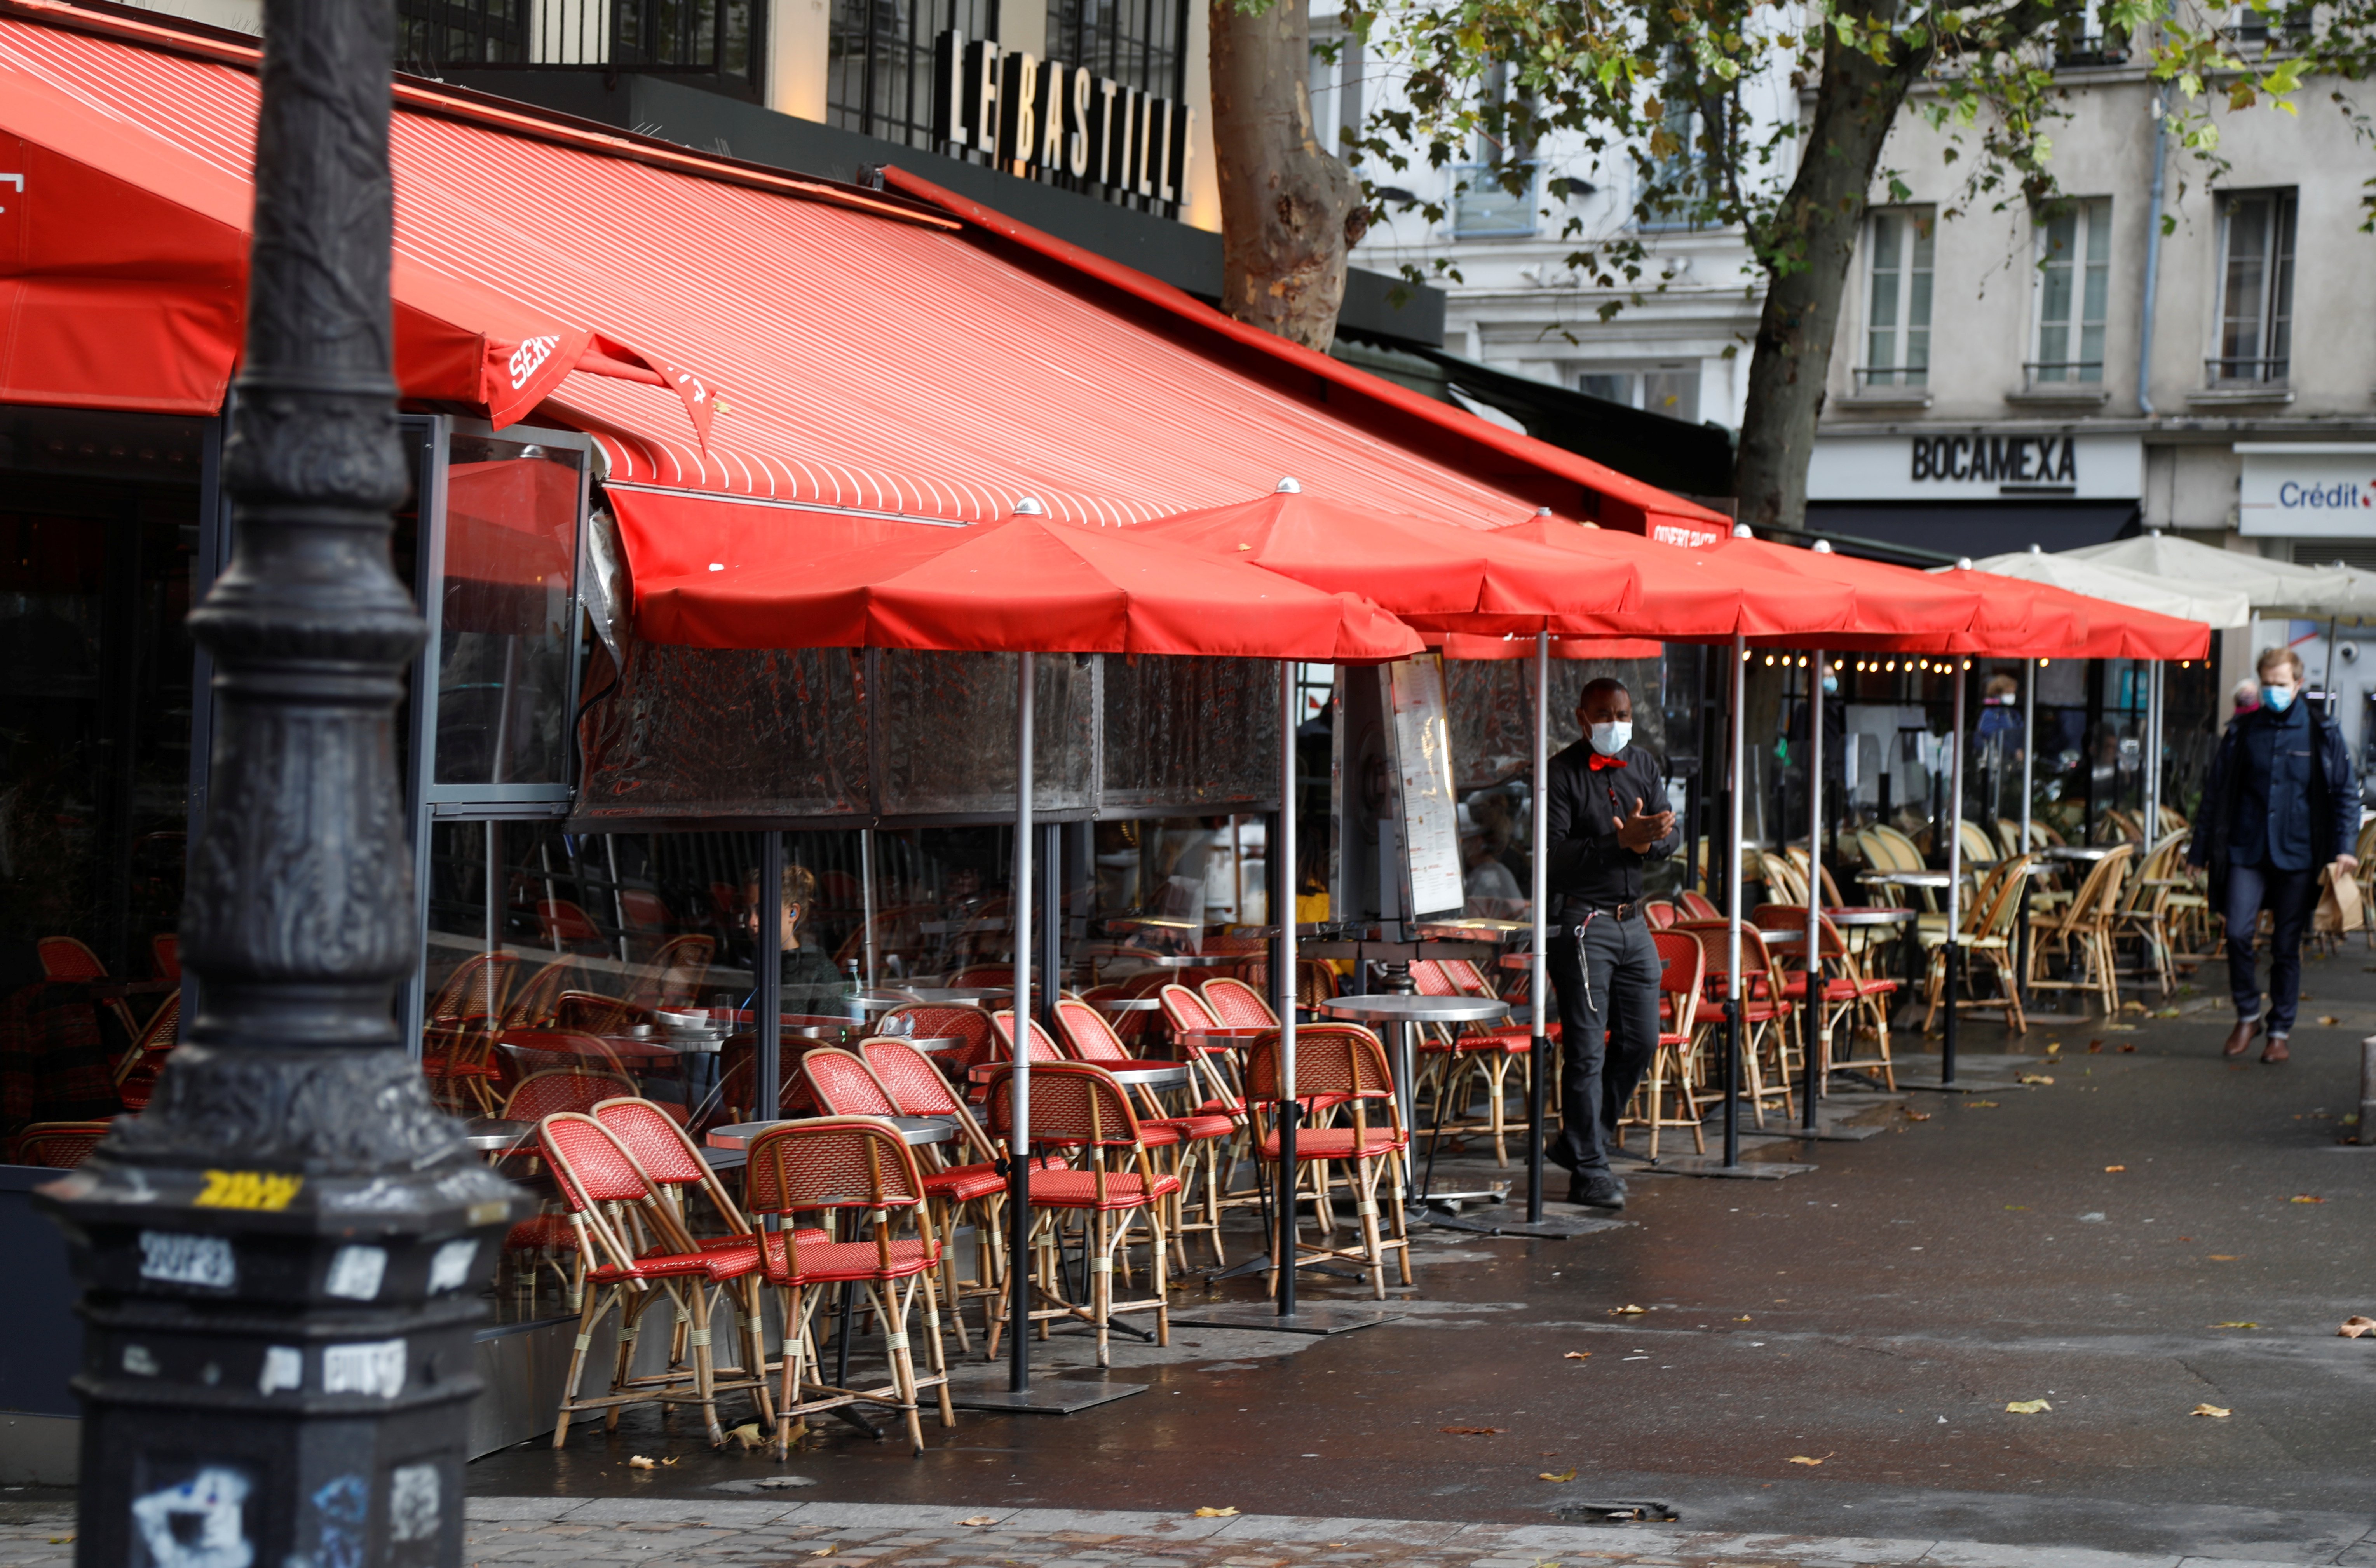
[434,434,583,787]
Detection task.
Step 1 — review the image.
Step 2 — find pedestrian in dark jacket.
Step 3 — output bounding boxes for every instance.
[1541,676,1680,1210]
[2189,646,2359,1063]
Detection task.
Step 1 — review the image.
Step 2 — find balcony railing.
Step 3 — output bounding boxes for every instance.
[397,0,763,98]
[1851,365,1930,391]
[2205,355,2290,386]
[2024,359,2104,388]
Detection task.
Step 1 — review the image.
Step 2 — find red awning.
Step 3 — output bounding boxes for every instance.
[0,7,1731,549]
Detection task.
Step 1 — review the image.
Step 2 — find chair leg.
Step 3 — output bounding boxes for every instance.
[774,1285,807,1459]
[1353,1155,1386,1301]
[1091,1209,1113,1368]
[551,1282,610,1449]
[1386,1151,1413,1286]
[919,1271,956,1429]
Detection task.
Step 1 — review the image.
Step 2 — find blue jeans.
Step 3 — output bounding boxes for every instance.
[2226,859,2318,1033]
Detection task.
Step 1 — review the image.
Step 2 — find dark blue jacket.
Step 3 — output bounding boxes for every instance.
[2190,697,2357,900]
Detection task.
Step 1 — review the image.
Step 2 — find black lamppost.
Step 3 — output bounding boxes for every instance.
[39,3,518,1564]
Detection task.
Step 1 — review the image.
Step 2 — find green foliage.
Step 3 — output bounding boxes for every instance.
[1341,0,2337,304]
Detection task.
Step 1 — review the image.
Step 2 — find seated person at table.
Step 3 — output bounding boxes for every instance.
[744,863,845,1016]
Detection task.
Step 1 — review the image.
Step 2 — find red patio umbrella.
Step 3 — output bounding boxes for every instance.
[622,490,1420,1380]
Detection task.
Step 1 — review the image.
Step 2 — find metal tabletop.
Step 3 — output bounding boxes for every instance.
[1859,870,1954,889]
[458,1118,533,1152]
[705,1116,956,1151]
[1102,1064,1190,1089]
[904,987,1011,1004]
[1178,1025,1269,1047]
[1092,996,1165,1013]
[1827,906,1920,927]
[851,990,925,1014]
[891,1035,961,1053]
[1320,994,1510,1023]
[1100,953,1211,969]
[2045,844,2123,861]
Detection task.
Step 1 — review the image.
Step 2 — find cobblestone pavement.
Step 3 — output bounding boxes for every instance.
[6,1496,2367,1568]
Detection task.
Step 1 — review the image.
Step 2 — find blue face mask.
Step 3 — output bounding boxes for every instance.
[1821,674,1839,695]
[2264,682,2298,712]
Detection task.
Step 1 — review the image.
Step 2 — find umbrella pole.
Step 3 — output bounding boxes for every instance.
[1804,655,1823,1133]
[1725,633,1745,1169]
[1277,661,1300,1316]
[2019,659,2036,1009]
[1943,663,1966,1086]
[1009,651,1034,1395]
[757,832,783,1128]
[1529,631,1550,1222]
[860,829,879,990]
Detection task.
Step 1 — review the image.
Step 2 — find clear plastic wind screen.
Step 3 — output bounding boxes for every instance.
[1443,655,1664,792]
[593,1100,708,1185]
[747,1123,920,1211]
[502,1070,635,1123]
[877,1006,995,1071]
[1100,655,1277,809]
[0,19,1556,522]
[859,1039,964,1115]
[804,1052,899,1116]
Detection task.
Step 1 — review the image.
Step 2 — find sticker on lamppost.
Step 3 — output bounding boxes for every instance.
[321,1339,406,1399]
[131,1467,253,1568]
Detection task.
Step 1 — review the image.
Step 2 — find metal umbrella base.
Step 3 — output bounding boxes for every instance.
[948,1380,1147,1415]
[1166,1302,1403,1335]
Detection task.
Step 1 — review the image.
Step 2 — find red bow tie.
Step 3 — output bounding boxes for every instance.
[1588,753,1625,772]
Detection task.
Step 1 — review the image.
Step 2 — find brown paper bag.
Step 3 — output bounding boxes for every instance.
[2314,862,2364,935]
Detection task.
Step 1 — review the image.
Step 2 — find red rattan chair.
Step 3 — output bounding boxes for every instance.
[626,932,716,1010]
[150,933,181,982]
[879,1002,998,1074]
[1753,904,1899,1091]
[1229,956,1340,1011]
[113,989,182,1112]
[982,1062,1177,1365]
[1244,1024,1411,1299]
[1616,931,1706,1158]
[10,1120,111,1168]
[949,964,1013,988]
[422,952,520,1113]
[1199,976,1277,1029]
[744,1117,954,1456]
[537,1111,769,1448]
[1678,890,1722,922]
[1055,998,1236,1268]
[502,1068,636,1123]
[1644,901,1679,931]
[1405,960,1529,1166]
[537,898,609,953]
[36,936,106,982]
[1675,921,1797,1127]
[501,957,577,1030]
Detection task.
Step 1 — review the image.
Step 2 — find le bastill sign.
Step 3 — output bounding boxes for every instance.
[2239,444,2376,538]
[932,31,1196,206]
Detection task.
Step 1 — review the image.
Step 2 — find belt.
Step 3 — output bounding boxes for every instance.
[1565,900,1642,926]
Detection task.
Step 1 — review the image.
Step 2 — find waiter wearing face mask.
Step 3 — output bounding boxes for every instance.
[1541,677,1680,1209]
[2191,646,2359,1064]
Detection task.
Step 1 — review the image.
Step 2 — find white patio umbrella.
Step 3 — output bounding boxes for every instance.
[2067,532,2376,621]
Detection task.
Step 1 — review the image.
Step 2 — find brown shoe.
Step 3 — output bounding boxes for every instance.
[2224,1018,2261,1057]
[2262,1033,2291,1064]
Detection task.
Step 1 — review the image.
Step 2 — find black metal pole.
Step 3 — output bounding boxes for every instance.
[1527,630,1549,1222]
[758,833,783,1117]
[41,4,519,1562]
[1276,661,1300,1314]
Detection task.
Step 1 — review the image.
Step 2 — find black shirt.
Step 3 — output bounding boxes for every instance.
[1544,738,1680,913]
[778,940,846,1017]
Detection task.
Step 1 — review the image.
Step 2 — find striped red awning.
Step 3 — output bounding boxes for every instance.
[0,6,1729,539]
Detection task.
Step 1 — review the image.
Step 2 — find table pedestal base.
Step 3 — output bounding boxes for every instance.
[1165,1302,1401,1335]
[947,1379,1145,1415]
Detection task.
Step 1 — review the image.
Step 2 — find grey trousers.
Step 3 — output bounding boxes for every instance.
[1546,912,1661,1177]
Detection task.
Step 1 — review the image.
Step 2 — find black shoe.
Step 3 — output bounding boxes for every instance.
[1568,1173,1626,1211]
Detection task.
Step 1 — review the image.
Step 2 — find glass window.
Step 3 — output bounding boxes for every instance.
[1861,208,1935,389]
[396,0,757,83]
[1572,366,1699,422]
[2212,190,2296,384]
[828,0,1000,152]
[2034,197,2110,383]
[1053,0,1188,101]
[432,434,583,789]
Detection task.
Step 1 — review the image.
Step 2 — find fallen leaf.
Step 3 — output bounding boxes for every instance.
[2318,1016,2342,1027]
[2208,1254,2240,1261]
[2019,1073,2055,1085]
[1538,1468,1578,1482]
[2104,1023,2137,1032]
[2155,1007,2183,1017]
[809,1548,838,1558]
[1902,1109,1933,1121]
[1735,1315,1754,1321]
[2122,999,2148,1013]
[2338,1316,2376,1338]
[1441,1426,1505,1435]
[2192,1404,2231,1418]
[1192,1507,1240,1518]
[2104,1165,2126,1172]
[2087,1041,2104,1054]
[628,1455,656,1470]
[1563,1351,1592,1359]
[2209,1321,2259,1329]
[1611,1304,1646,1315]
[1963,1100,2001,1108]
[2120,1043,2137,1052]
[1786,1455,1826,1466]
[727,1422,765,1452]
[2292,1195,2327,1204]
[663,1457,679,1467]
[2006,1399,2053,1414]
[958,1517,999,1528]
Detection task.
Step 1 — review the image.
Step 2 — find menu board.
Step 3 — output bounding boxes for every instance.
[1388,656,1465,919]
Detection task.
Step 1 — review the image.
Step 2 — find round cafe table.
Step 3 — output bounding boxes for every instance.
[1319,993,1508,1190]
[1859,869,1953,892]
[703,1115,955,1170]
[905,986,1012,1004]
[457,1118,533,1153]
[2045,844,2122,862]
[1092,996,1164,1014]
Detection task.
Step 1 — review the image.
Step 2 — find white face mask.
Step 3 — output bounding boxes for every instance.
[1589,720,1632,757]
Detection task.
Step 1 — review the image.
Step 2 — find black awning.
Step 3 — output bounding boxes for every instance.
[1805,500,2141,561]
